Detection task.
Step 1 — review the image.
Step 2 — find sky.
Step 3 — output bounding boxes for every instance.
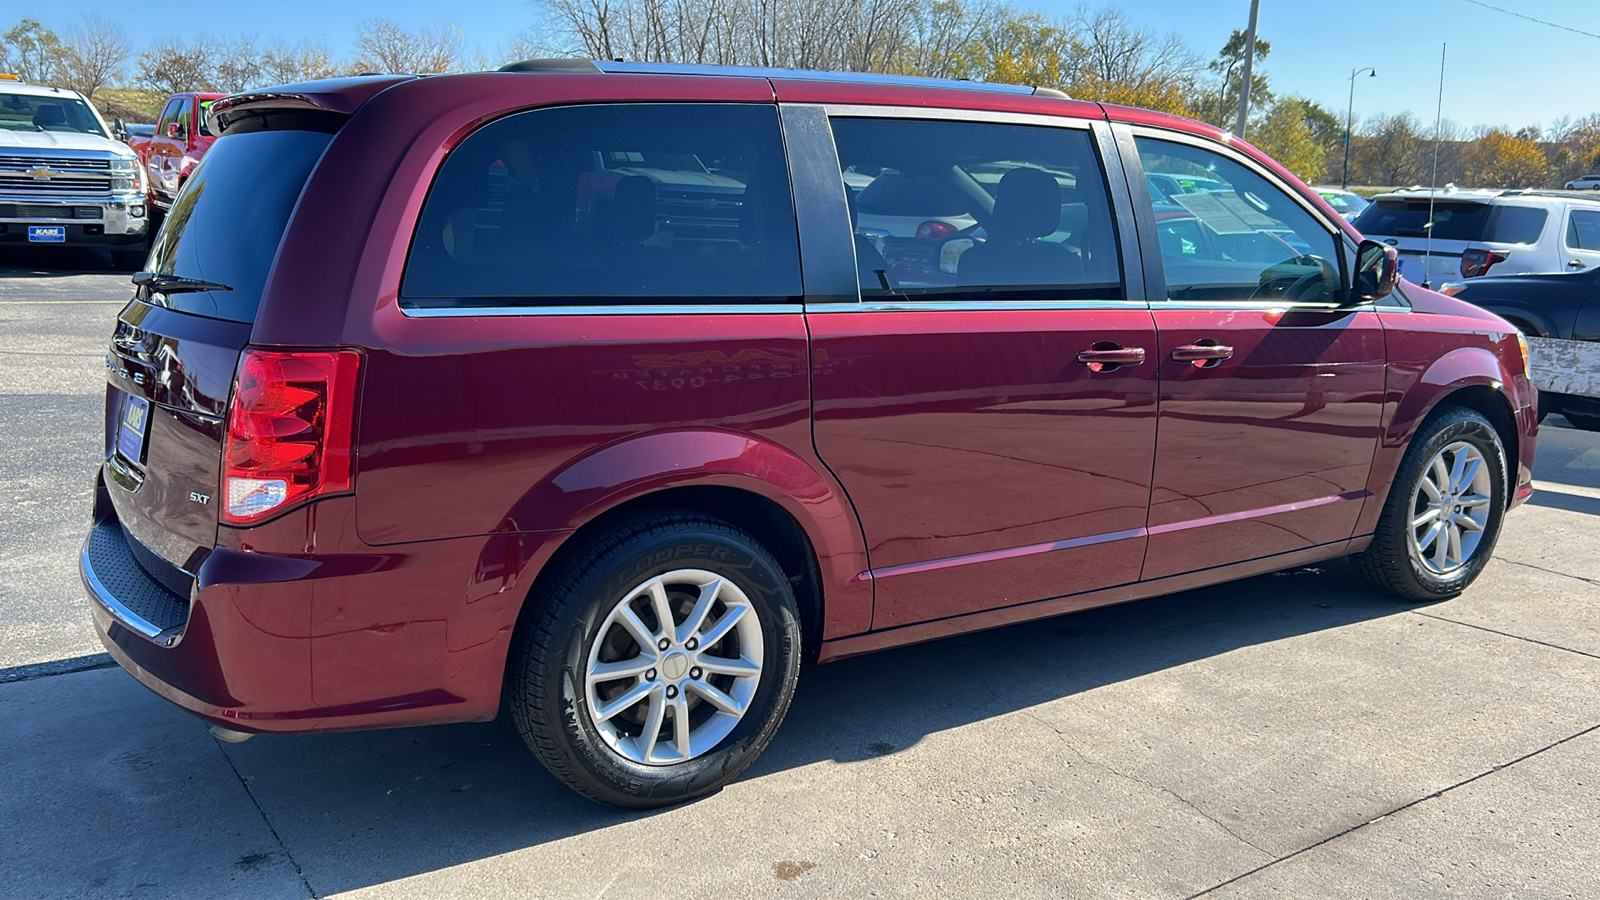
[18,0,1600,133]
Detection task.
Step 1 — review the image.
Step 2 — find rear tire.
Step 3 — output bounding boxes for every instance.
[1352,406,1508,602]
[507,512,802,808]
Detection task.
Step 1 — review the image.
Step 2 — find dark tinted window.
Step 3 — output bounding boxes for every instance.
[401,104,801,307]
[1482,205,1548,243]
[143,129,331,323]
[831,117,1122,299]
[1568,210,1600,250]
[1353,199,1547,243]
[1135,137,1341,303]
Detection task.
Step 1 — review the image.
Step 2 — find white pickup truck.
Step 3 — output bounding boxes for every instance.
[0,77,150,267]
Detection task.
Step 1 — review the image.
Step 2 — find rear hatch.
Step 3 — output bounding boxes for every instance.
[1353,197,1548,284]
[101,124,334,576]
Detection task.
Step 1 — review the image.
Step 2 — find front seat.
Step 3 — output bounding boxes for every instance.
[33,105,67,130]
[958,168,1084,287]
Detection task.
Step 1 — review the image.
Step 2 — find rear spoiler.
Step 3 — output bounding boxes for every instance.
[209,75,417,136]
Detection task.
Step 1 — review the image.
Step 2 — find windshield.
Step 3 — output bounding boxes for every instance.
[1320,192,1368,214]
[0,92,107,137]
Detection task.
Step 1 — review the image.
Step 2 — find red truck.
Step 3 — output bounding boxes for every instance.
[125,91,225,214]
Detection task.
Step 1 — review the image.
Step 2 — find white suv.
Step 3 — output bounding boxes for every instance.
[1565,174,1600,190]
[1352,186,1600,285]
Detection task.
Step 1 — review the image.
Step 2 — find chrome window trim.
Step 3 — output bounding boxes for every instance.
[806,299,1149,313]
[814,103,1096,131]
[1154,299,1384,313]
[399,302,807,318]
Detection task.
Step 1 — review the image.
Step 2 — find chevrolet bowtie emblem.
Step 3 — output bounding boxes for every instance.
[25,167,58,180]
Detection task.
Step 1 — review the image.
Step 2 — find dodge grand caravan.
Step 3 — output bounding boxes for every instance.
[83,62,1538,807]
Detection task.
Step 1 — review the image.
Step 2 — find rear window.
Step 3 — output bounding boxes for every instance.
[400,103,801,307]
[144,129,331,323]
[1353,198,1547,244]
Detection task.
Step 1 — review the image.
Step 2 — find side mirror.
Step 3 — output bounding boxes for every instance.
[113,115,128,142]
[1352,238,1398,303]
[166,122,184,139]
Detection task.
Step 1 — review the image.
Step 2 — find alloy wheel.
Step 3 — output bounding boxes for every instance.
[1408,440,1494,575]
[584,569,765,765]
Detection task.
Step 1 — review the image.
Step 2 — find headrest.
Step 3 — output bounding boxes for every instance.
[33,105,66,127]
[989,168,1060,242]
[594,175,656,243]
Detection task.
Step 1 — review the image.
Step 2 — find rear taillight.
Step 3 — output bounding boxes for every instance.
[1461,248,1509,278]
[223,348,361,523]
[915,220,958,240]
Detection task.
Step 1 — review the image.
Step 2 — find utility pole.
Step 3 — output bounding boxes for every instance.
[1234,0,1260,137]
[1342,67,1376,189]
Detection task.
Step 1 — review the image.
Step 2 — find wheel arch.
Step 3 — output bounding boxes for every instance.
[500,429,873,665]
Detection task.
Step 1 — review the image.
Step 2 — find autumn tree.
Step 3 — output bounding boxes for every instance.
[352,19,464,74]
[1461,128,1549,188]
[1251,98,1330,183]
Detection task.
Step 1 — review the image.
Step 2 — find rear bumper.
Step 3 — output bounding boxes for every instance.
[83,491,568,734]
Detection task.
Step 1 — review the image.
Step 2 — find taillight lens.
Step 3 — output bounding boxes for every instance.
[223,348,361,523]
[1461,248,1509,278]
[915,220,957,240]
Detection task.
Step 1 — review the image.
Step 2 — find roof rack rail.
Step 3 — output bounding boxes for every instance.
[496,58,1071,100]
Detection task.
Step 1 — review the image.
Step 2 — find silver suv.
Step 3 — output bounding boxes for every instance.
[1352,186,1600,286]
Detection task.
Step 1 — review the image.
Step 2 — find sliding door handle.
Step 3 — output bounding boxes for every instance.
[1171,344,1234,366]
[1076,346,1146,372]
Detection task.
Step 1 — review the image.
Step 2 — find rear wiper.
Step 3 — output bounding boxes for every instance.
[131,271,233,294]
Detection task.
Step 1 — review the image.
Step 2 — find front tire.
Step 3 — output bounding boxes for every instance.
[1353,406,1508,602]
[508,512,802,807]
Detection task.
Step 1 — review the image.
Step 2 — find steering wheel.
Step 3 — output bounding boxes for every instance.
[1247,256,1331,302]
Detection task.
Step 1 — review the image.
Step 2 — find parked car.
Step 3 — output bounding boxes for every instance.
[0,77,149,266]
[1311,186,1369,221]
[1564,175,1600,191]
[126,91,225,214]
[1443,267,1600,429]
[83,61,1536,809]
[115,120,155,146]
[1351,186,1600,285]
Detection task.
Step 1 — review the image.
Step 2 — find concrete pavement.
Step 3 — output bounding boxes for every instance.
[4,248,1600,898]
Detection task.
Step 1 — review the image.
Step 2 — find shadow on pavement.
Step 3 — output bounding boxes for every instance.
[203,560,1404,894]
[0,246,136,275]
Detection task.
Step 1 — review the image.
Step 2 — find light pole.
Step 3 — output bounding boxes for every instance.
[1235,0,1261,138]
[1342,67,1376,189]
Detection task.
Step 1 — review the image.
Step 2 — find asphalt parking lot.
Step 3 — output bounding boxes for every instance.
[3,245,1599,898]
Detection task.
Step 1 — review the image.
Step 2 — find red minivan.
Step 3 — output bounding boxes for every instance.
[83,62,1537,807]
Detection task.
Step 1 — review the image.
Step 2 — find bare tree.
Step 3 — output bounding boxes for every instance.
[213,35,264,92]
[1064,6,1197,99]
[56,14,131,100]
[138,35,220,93]
[259,37,341,84]
[352,19,465,74]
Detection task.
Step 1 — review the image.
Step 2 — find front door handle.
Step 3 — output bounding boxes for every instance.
[1076,346,1146,372]
[1171,344,1234,366]
[1570,259,1587,269]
